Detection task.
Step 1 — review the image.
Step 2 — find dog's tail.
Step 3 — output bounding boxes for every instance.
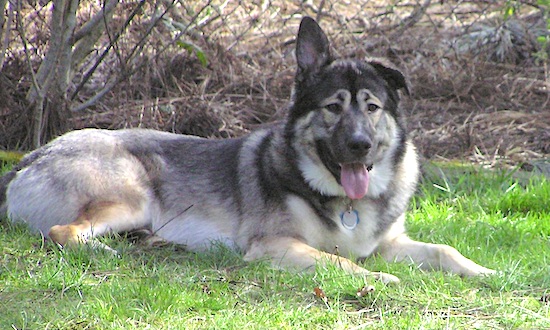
[0,170,15,215]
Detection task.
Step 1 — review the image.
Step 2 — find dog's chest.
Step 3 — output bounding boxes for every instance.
[331,202,385,257]
[286,196,383,258]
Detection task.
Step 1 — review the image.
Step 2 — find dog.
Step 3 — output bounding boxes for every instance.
[0,17,494,283]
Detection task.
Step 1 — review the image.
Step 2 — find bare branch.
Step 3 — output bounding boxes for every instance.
[0,0,6,37]
[70,78,118,113]
[315,0,326,23]
[0,0,12,70]
[16,5,41,98]
[70,0,214,112]
[72,0,118,68]
[22,0,79,147]
[15,0,45,147]
[390,0,431,38]
[125,0,176,62]
[70,0,147,100]
[26,0,68,103]
[73,0,118,42]
[54,0,78,94]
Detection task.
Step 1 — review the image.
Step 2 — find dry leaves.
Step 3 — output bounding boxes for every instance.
[313,287,328,303]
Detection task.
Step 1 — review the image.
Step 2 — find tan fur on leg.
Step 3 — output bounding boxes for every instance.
[48,200,148,247]
[49,219,95,246]
[244,237,400,284]
[377,233,495,276]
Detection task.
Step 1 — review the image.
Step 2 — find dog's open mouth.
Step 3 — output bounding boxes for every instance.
[340,163,373,200]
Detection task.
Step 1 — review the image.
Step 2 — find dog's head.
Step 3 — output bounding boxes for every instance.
[287,17,410,200]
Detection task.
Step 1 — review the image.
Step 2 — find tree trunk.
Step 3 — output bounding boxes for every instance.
[0,0,11,70]
[25,0,79,147]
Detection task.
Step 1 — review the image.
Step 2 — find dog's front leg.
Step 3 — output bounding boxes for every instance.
[243,237,400,283]
[377,233,495,276]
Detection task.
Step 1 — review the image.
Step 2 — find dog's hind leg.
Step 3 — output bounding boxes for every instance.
[244,237,400,284]
[49,200,150,249]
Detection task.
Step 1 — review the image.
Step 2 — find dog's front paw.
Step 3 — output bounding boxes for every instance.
[467,265,497,277]
[366,271,400,284]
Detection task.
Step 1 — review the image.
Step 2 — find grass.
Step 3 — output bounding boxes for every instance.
[1,162,549,329]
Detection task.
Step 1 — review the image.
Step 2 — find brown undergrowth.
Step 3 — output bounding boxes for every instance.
[0,1,548,169]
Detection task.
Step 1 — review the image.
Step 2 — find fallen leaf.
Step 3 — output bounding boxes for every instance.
[313,287,328,303]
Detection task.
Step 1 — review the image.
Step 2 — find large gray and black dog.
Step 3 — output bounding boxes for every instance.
[0,17,494,283]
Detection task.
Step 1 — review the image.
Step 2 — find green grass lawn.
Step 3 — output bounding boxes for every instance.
[1,163,549,329]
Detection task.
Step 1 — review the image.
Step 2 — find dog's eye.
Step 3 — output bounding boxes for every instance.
[326,103,342,113]
[367,103,380,112]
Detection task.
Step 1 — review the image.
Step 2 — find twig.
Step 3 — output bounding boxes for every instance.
[73,0,118,42]
[315,0,326,23]
[125,0,177,64]
[70,0,147,100]
[16,1,42,101]
[0,0,12,70]
[70,0,214,112]
[152,204,194,236]
[15,0,45,147]
[71,0,118,67]
[390,0,431,38]
[70,78,118,113]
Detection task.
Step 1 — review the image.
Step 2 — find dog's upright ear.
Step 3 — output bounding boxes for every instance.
[295,17,331,82]
[368,58,410,95]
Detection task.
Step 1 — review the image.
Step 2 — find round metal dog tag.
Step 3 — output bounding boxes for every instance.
[340,210,360,230]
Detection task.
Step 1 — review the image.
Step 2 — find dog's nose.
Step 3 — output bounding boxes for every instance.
[347,134,372,155]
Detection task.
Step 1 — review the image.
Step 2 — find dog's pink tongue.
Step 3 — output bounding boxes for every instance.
[340,163,369,200]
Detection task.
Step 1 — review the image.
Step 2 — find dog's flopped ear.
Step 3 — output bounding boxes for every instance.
[296,17,331,81]
[368,59,410,95]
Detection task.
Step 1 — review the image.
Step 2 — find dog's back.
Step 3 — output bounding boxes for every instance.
[2,129,246,244]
